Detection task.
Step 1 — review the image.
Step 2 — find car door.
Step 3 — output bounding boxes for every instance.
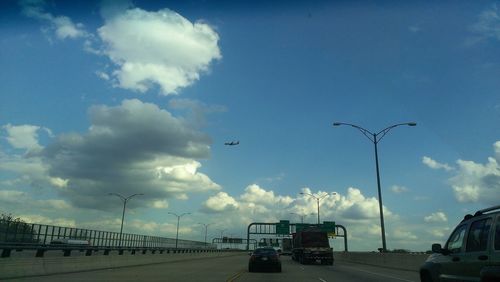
[460,217,493,280]
[438,223,468,281]
[480,214,500,281]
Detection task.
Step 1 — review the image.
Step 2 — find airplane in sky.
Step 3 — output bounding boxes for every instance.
[224,141,239,146]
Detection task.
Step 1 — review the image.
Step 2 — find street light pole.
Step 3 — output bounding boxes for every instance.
[168,212,190,249]
[108,193,143,247]
[290,213,307,223]
[198,223,212,247]
[300,192,336,224]
[217,228,227,249]
[333,121,416,252]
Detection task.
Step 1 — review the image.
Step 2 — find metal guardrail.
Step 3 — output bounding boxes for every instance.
[0,219,217,258]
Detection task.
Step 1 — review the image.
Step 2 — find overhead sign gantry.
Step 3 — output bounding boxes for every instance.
[246,220,347,251]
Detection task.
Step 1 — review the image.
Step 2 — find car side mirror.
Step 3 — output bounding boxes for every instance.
[432,243,444,253]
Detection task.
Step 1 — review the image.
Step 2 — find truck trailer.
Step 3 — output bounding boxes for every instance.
[281,238,293,255]
[291,227,333,265]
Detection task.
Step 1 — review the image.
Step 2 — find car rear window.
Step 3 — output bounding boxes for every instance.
[254,249,276,255]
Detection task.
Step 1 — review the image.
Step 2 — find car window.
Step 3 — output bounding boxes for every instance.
[446,224,467,254]
[254,249,276,255]
[466,218,492,252]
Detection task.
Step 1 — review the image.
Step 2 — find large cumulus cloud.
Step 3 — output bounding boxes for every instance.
[20,1,221,95]
[201,184,392,227]
[424,141,500,205]
[3,99,220,210]
[98,6,221,94]
[449,141,500,205]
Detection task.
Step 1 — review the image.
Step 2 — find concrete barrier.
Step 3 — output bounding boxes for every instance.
[334,252,429,272]
[0,250,243,279]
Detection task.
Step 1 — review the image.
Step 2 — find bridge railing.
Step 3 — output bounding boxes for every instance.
[0,219,217,258]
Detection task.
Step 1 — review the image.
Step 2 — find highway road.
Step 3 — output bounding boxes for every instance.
[6,253,420,282]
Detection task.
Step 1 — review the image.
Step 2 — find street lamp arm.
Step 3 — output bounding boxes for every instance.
[318,192,330,200]
[109,193,144,202]
[333,122,375,142]
[301,192,331,200]
[125,193,144,200]
[169,212,190,218]
[375,122,417,143]
[300,192,316,199]
[108,193,126,201]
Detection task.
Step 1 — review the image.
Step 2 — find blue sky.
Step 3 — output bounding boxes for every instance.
[1,0,499,251]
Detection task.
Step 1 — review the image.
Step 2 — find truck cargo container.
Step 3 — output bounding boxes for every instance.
[292,227,333,265]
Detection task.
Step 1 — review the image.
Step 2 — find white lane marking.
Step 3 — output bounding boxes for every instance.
[340,265,416,282]
[318,278,327,282]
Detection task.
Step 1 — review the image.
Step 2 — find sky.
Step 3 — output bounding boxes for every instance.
[0,0,499,252]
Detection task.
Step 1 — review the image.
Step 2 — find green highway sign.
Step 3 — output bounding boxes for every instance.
[294,222,336,233]
[294,223,313,232]
[276,220,290,235]
[322,221,336,233]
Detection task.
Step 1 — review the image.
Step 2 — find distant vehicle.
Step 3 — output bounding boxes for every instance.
[281,238,293,255]
[50,238,90,246]
[291,227,333,265]
[419,205,500,282]
[224,141,239,146]
[248,247,282,272]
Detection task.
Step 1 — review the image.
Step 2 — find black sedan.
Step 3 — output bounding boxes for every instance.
[248,247,282,272]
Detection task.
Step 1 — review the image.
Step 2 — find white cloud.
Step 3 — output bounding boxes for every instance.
[97,7,221,94]
[392,229,418,241]
[428,227,450,239]
[130,219,160,232]
[96,71,110,80]
[18,214,76,227]
[2,99,220,210]
[424,212,448,223]
[333,187,392,220]
[444,141,500,205]
[495,141,500,158]
[469,3,500,44]
[49,177,68,188]
[19,1,221,95]
[408,25,421,33]
[20,0,89,40]
[200,185,394,240]
[203,192,239,213]
[0,190,27,202]
[168,99,226,128]
[421,143,500,206]
[390,185,409,194]
[422,156,454,171]
[151,200,169,209]
[0,151,64,191]
[240,184,278,205]
[450,156,500,204]
[2,124,50,151]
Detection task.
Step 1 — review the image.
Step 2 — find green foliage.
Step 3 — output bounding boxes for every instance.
[0,213,38,244]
